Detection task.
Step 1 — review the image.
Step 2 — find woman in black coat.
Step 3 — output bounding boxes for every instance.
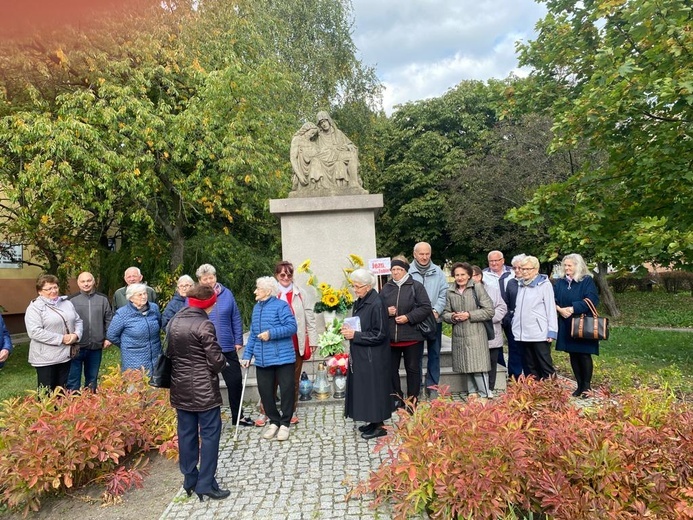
[341,268,392,440]
[168,284,229,502]
[380,256,432,409]
[554,254,600,397]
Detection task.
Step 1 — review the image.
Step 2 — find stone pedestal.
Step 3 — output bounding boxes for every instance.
[269,194,383,326]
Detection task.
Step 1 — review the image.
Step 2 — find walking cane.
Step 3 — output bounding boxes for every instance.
[234,365,250,443]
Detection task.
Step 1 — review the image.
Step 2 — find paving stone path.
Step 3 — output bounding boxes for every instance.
[160,401,407,520]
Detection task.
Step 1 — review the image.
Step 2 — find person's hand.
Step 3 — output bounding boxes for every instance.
[557,306,573,319]
[257,331,270,341]
[395,315,409,324]
[432,310,439,319]
[234,344,243,351]
[0,350,8,363]
[239,359,250,368]
[63,333,77,344]
[387,306,397,316]
[341,325,355,340]
[103,340,112,348]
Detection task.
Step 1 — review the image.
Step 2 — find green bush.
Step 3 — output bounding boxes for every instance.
[353,380,693,520]
[658,270,693,294]
[0,367,178,515]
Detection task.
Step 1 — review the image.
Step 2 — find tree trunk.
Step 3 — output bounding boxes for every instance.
[593,261,620,318]
[169,229,185,272]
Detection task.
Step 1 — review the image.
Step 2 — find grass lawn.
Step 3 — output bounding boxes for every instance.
[605,290,693,328]
[0,343,122,403]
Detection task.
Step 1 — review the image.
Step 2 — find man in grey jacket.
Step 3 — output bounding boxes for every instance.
[409,242,449,399]
[67,272,113,391]
[112,266,157,310]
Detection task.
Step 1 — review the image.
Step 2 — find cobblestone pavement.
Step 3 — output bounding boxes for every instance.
[160,401,400,520]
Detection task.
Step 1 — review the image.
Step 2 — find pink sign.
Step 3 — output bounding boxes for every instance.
[368,258,391,275]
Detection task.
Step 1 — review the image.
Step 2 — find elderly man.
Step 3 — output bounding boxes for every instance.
[112,266,157,310]
[67,272,113,391]
[196,264,254,427]
[408,242,448,399]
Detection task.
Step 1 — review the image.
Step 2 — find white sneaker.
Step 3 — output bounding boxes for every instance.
[262,424,279,439]
[276,425,290,441]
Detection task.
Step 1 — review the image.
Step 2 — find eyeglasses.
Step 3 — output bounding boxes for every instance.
[178,283,193,288]
[488,259,504,264]
[40,286,59,292]
[352,284,368,290]
[277,273,292,279]
[520,267,536,272]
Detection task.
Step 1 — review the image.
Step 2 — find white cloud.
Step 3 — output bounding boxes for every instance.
[350,0,547,113]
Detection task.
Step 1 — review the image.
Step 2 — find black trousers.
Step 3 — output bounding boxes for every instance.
[36,361,72,391]
[220,350,245,421]
[256,363,295,428]
[176,407,221,494]
[519,340,555,380]
[488,347,502,391]
[391,343,423,402]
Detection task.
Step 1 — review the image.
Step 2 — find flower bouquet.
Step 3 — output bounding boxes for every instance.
[317,317,346,358]
[297,255,364,314]
[326,353,349,377]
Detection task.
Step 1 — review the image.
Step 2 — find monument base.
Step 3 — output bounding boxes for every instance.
[269,194,383,325]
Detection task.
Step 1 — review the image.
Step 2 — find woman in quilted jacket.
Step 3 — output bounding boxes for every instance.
[107,283,162,376]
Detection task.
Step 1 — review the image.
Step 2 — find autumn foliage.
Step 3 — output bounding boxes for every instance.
[354,378,693,520]
[0,367,178,515]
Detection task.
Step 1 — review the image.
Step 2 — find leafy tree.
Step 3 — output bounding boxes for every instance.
[0,0,381,295]
[511,0,693,270]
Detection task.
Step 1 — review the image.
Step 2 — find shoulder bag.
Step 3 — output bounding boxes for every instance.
[411,285,437,341]
[570,298,609,341]
[150,323,172,388]
[471,285,495,341]
[45,304,80,359]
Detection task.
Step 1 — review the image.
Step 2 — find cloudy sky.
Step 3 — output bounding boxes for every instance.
[350,0,548,114]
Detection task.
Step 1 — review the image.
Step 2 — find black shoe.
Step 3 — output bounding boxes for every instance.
[237,416,254,427]
[571,388,581,397]
[358,422,377,433]
[197,488,231,501]
[184,486,194,497]
[361,427,386,440]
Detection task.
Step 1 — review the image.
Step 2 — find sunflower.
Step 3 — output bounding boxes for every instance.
[307,275,315,286]
[318,282,330,292]
[297,259,312,273]
[349,254,365,267]
[322,293,340,308]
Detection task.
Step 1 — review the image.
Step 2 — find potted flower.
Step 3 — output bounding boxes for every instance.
[326,353,349,398]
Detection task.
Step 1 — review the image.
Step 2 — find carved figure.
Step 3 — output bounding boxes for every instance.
[290,112,365,196]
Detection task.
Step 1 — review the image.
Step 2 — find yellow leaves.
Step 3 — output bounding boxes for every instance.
[191,58,205,73]
[244,174,252,184]
[40,215,49,225]
[134,168,141,176]
[55,48,68,65]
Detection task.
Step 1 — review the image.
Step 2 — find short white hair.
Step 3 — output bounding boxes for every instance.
[125,283,148,300]
[350,268,376,287]
[256,276,279,296]
[196,264,216,278]
[177,275,194,285]
[511,254,527,266]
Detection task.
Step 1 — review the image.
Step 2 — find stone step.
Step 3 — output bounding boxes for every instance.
[221,335,507,406]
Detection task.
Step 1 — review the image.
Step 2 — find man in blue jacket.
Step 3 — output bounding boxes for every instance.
[196,264,254,427]
[409,242,448,399]
[0,314,12,369]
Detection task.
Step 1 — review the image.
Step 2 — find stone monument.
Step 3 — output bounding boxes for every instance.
[271,112,382,328]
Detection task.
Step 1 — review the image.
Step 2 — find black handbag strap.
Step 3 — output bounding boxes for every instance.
[471,284,482,310]
[45,304,71,334]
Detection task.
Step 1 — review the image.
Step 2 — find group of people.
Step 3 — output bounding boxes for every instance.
[14,245,601,501]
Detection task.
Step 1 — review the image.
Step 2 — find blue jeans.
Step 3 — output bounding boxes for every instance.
[66,348,103,391]
[421,322,442,392]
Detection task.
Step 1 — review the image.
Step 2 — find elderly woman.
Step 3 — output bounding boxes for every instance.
[196,263,253,427]
[341,269,392,440]
[168,284,230,502]
[511,255,558,380]
[472,266,508,392]
[442,263,495,399]
[554,254,600,397]
[162,275,194,329]
[25,274,83,390]
[107,283,162,375]
[256,261,318,427]
[240,277,297,441]
[380,256,431,410]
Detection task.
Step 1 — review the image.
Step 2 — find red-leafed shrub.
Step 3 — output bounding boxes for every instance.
[353,379,693,520]
[0,367,178,515]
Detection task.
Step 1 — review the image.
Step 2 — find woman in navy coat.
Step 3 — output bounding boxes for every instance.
[554,254,600,397]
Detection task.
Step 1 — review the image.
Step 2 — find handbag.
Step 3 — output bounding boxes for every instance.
[302,335,313,361]
[471,285,495,341]
[150,323,172,388]
[416,312,438,341]
[570,298,609,341]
